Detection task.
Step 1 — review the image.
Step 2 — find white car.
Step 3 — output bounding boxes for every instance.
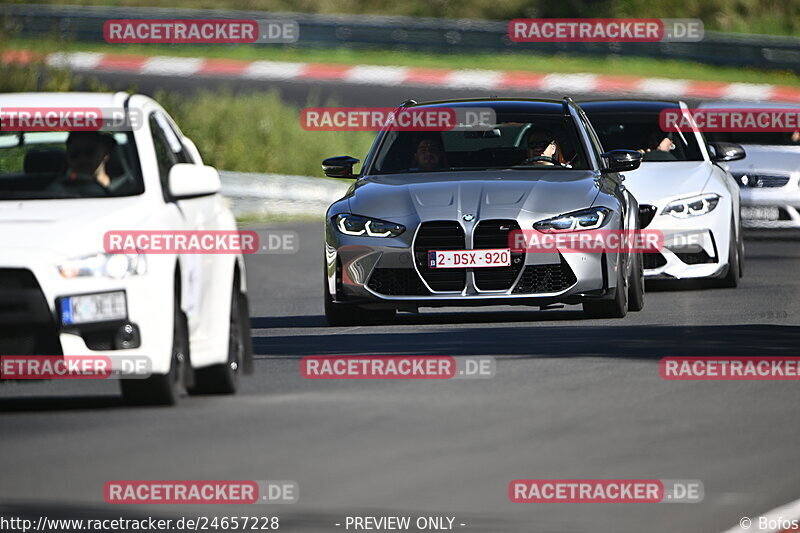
[582,100,744,286]
[698,101,800,229]
[0,92,253,405]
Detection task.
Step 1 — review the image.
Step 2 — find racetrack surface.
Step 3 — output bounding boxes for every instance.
[1,223,799,532]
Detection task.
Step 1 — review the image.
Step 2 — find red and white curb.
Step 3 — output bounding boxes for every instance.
[3,49,800,102]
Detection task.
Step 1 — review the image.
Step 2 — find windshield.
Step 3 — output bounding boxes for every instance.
[368,113,590,175]
[586,111,705,162]
[0,130,144,200]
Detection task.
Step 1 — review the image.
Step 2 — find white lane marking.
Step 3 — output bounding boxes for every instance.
[141,56,203,76]
[445,69,504,89]
[724,83,774,101]
[345,65,408,85]
[540,73,598,92]
[244,60,305,80]
[721,496,800,532]
[45,52,103,70]
[636,77,691,97]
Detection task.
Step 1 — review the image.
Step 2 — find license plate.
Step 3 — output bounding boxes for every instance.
[741,206,780,221]
[428,249,511,268]
[60,291,127,326]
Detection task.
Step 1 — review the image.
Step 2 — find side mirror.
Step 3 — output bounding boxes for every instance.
[601,149,642,173]
[168,163,221,199]
[709,142,746,162]
[322,156,359,178]
[638,204,657,229]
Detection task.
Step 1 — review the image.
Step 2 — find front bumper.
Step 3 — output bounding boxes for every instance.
[640,208,730,280]
[740,188,800,229]
[0,261,174,375]
[326,218,622,310]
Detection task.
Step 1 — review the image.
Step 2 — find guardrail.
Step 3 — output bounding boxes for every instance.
[219,171,348,218]
[4,4,800,72]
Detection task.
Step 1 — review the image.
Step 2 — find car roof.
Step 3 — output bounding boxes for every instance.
[579,100,682,113]
[407,98,569,115]
[0,92,132,112]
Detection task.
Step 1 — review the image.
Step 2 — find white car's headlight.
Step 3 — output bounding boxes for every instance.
[533,207,611,232]
[334,214,405,237]
[58,253,147,279]
[662,194,720,218]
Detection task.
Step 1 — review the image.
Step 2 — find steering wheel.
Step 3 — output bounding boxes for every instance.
[519,155,562,166]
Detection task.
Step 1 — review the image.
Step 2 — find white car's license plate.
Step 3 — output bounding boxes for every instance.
[741,206,780,221]
[428,249,511,269]
[60,291,127,326]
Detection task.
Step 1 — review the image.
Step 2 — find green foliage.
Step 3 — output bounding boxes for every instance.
[1,0,798,35]
[154,89,376,176]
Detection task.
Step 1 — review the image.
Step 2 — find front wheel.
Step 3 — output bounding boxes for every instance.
[627,253,645,312]
[190,283,250,395]
[583,259,628,319]
[324,286,394,326]
[718,221,740,288]
[121,292,188,406]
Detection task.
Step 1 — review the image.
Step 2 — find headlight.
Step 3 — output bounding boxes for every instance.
[533,207,611,232]
[334,214,405,237]
[58,253,147,279]
[662,193,720,218]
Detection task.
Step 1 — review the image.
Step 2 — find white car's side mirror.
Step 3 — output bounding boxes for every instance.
[168,163,221,199]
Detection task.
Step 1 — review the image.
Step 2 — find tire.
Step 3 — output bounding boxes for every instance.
[190,283,249,395]
[718,221,740,288]
[627,253,645,312]
[324,285,395,326]
[738,227,745,278]
[121,291,188,406]
[583,258,628,319]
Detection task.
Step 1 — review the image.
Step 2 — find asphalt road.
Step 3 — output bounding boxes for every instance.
[1,222,799,533]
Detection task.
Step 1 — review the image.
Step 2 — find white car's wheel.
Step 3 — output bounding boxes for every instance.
[190,280,250,395]
[718,220,740,288]
[121,290,188,406]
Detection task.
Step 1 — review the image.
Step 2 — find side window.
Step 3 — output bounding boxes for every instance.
[154,112,192,164]
[149,115,178,192]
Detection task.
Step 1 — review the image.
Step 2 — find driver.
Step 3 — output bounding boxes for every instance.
[411,133,448,172]
[640,129,677,161]
[49,131,116,194]
[523,128,558,165]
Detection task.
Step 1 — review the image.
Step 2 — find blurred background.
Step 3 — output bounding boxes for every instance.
[1,0,798,205]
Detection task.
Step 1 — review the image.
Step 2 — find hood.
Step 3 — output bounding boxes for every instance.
[622,161,713,204]
[0,196,152,260]
[721,145,800,175]
[346,171,601,222]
